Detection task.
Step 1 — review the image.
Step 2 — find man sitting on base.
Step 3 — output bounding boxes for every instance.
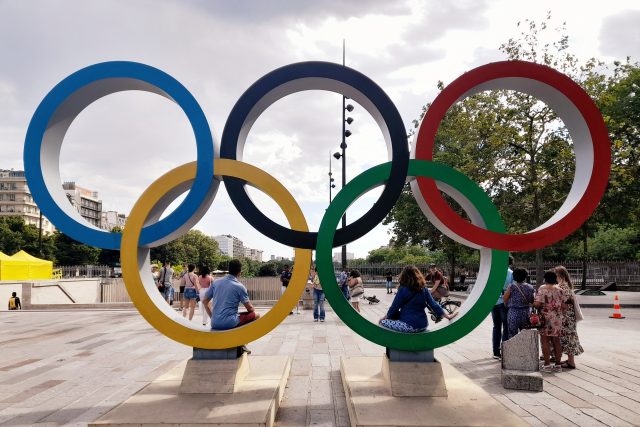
[203,259,260,352]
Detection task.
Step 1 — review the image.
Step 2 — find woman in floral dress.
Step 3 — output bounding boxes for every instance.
[503,267,535,339]
[534,270,565,372]
[555,266,584,369]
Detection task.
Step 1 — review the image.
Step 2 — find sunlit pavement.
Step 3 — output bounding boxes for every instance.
[1,289,639,426]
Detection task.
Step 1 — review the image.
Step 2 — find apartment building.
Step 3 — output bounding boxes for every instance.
[100,210,127,231]
[0,170,55,234]
[63,182,102,228]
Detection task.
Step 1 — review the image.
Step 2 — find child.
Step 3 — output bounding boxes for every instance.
[534,270,565,372]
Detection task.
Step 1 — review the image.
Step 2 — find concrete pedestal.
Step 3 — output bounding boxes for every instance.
[90,355,291,427]
[341,355,527,427]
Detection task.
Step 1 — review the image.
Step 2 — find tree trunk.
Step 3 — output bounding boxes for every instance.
[449,251,456,287]
[581,225,588,290]
[535,249,544,286]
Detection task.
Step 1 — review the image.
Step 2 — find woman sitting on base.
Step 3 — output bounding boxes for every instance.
[379,265,457,333]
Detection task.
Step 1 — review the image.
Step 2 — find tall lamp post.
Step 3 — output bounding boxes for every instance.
[328,152,336,203]
[332,40,355,269]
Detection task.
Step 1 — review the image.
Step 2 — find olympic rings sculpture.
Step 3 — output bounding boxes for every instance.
[23,60,610,351]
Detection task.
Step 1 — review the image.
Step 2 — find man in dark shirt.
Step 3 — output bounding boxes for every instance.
[280,265,293,315]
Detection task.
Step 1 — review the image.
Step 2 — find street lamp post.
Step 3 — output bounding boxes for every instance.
[328,152,336,203]
[332,39,355,269]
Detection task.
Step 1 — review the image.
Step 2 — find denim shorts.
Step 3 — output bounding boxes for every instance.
[184,287,198,300]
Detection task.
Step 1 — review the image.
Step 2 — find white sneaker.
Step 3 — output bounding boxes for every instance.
[553,364,563,373]
[541,365,553,373]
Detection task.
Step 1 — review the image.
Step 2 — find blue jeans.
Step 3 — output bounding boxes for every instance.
[386,280,393,292]
[313,288,325,320]
[492,303,509,356]
[341,284,350,300]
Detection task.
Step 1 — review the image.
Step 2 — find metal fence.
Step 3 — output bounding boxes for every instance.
[100,276,288,303]
[59,265,112,278]
[338,261,640,287]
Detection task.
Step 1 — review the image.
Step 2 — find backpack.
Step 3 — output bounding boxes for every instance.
[8,297,17,310]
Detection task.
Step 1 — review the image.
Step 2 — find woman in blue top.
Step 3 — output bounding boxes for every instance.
[503,267,535,339]
[379,265,458,333]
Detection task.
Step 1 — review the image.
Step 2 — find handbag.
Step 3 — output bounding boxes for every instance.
[350,278,364,298]
[513,283,540,328]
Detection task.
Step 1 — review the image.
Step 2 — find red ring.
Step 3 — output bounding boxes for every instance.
[414,61,610,252]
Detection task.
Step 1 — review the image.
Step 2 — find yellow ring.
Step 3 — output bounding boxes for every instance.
[121,159,312,349]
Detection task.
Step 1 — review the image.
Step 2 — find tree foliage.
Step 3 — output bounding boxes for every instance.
[385,14,640,270]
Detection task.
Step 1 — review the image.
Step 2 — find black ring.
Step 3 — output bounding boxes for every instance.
[220,61,409,249]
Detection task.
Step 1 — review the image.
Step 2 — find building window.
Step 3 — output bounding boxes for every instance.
[8,194,15,201]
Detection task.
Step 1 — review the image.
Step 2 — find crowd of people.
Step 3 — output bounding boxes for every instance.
[493,258,584,372]
[149,258,583,371]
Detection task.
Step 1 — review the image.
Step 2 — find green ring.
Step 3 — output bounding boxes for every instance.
[316,159,509,351]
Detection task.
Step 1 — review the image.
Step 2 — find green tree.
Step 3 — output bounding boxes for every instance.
[53,232,101,265]
[0,216,56,261]
[150,230,223,269]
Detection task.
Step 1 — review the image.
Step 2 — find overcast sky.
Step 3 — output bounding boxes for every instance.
[1,0,639,260]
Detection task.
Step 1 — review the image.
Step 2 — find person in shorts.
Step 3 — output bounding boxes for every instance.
[348,269,364,313]
[180,264,200,320]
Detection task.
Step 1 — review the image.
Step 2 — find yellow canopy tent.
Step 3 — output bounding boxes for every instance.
[0,250,53,280]
[0,251,30,280]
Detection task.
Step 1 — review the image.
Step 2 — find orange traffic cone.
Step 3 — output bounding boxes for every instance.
[609,294,625,319]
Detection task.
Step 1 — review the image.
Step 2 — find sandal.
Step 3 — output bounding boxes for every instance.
[561,362,576,369]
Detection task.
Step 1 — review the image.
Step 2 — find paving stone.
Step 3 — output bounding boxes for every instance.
[502,369,543,392]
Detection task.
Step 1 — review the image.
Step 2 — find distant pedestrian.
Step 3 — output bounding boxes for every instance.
[157,261,174,303]
[338,267,350,300]
[280,264,293,315]
[178,263,188,310]
[555,266,584,370]
[503,267,534,338]
[385,270,394,294]
[198,266,213,326]
[458,267,467,290]
[348,269,364,313]
[312,267,325,322]
[426,264,449,300]
[8,292,21,310]
[180,264,200,321]
[535,270,565,373]
[491,256,513,359]
[379,265,457,332]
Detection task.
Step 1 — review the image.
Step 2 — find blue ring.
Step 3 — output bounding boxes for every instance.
[220,61,409,249]
[23,61,214,250]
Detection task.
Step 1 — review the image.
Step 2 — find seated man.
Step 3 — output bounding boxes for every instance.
[203,259,260,333]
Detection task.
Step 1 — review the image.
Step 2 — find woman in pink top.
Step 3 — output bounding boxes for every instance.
[198,266,214,326]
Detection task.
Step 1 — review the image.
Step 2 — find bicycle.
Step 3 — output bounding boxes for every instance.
[428,297,462,323]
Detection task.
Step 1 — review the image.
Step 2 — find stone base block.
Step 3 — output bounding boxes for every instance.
[386,348,434,362]
[90,355,291,427]
[179,354,250,394]
[382,356,447,397]
[501,369,544,392]
[341,356,527,427]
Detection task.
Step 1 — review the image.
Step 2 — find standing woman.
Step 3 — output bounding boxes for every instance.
[348,270,365,313]
[503,268,535,338]
[555,266,584,369]
[311,267,325,322]
[379,265,457,332]
[181,264,200,321]
[534,270,565,373]
[198,266,213,326]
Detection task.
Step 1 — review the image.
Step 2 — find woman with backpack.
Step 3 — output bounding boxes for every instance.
[379,265,457,332]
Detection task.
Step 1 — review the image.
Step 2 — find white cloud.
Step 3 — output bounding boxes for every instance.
[1,0,639,259]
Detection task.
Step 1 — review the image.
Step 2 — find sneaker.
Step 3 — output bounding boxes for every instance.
[320,319,325,322]
[541,364,553,373]
[240,345,252,355]
[553,364,563,373]
[492,354,501,360]
[314,319,319,322]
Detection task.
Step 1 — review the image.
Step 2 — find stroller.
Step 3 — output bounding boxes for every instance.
[364,294,380,304]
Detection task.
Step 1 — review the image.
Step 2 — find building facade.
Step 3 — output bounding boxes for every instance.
[243,247,263,262]
[63,182,102,228]
[100,210,127,231]
[333,252,355,263]
[0,170,55,234]
[213,234,244,258]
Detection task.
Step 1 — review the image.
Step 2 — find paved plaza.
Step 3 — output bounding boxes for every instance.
[1,291,640,427]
